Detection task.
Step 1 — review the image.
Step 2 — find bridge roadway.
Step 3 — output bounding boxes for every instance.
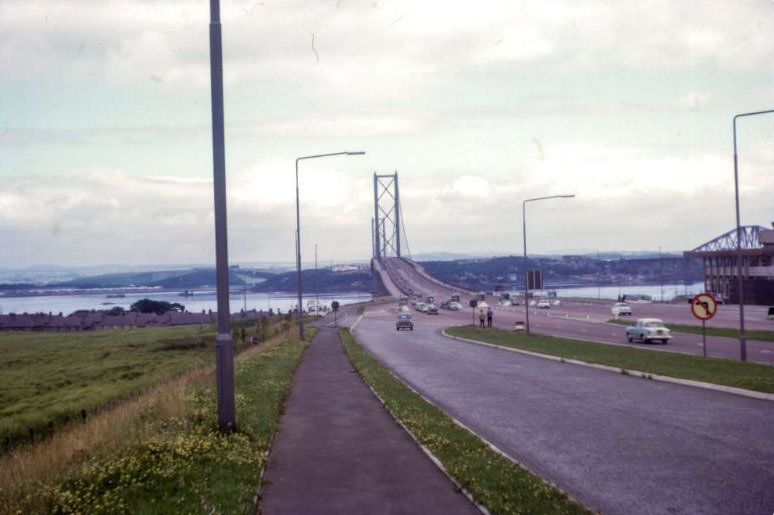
[351,306,774,514]
[377,257,774,364]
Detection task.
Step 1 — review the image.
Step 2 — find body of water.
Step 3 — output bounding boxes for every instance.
[554,282,704,301]
[0,290,372,316]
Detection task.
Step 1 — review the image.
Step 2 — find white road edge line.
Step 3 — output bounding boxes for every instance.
[345,347,490,515]
[349,313,365,331]
[347,329,588,513]
[361,381,491,515]
[440,329,774,402]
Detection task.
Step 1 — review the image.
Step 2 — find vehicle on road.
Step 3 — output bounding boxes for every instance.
[768,307,774,320]
[537,299,551,309]
[414,302,427,313]
[426,304,439,315]
[447,301,462,311]
[709,292,725,304]
[611,302,632,316]
[396,312,414,331]
[625,318,671,344]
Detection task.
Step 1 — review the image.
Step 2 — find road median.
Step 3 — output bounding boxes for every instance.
[444,326,774,399]
[341,329,591,515]
[608,318,774,343]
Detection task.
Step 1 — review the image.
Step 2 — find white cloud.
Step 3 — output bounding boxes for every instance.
[3,1,774,265]
[4,0,774,88]
[449,175,491,198]
[675,92,711,111]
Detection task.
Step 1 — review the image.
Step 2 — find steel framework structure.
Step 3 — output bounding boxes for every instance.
[373,172,401,259]
[690,225,766,253]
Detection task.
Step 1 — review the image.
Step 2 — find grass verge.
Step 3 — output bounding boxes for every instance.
[0,327,309,514]
[608,319,774,343]
[340,329,590,515]
[0,316,292,447]
[447,326,774,394]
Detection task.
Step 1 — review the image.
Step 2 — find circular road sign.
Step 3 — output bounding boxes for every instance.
[691,293,718,321]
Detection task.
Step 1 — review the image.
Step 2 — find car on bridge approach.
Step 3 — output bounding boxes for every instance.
[426,304,439,315]
[396,312,414,331]
[625,318,671,344]
[611,302,632,316]
[537,299,551,309]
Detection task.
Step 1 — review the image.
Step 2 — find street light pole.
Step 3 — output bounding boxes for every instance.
[295,151,365,341]
[733,109,774,361]
[522,194,575,335]
[209,0,235,430]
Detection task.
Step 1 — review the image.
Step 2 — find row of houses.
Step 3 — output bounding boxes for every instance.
[0,309,270,332]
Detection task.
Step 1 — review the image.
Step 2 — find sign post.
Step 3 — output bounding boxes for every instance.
[690,293,718,357]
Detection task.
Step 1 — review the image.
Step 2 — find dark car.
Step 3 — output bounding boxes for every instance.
[396,313,414,331]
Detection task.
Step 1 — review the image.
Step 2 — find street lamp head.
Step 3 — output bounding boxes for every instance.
[346,151,366,155]
[560,194,575,199]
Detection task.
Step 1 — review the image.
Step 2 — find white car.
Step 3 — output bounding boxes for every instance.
[611,302,632,316]
[447,301,462,311]
[625,318,671,344]
[536,299,551,309]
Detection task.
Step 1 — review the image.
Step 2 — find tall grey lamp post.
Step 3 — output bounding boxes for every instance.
[733,109,774,361]
[295,151,365,340]
[209,0,234,430]
[522,194,575,334]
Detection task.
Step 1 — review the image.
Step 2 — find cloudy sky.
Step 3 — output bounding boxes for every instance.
[2,0,774,268]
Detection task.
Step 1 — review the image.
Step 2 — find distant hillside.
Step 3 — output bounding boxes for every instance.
[250,268,377,293]
[48,268,276,289]
[419,254,702,292]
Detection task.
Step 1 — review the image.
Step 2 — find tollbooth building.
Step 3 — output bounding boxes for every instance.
[685,225,774,305]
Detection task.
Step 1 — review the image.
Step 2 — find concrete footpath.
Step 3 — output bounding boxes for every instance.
[260,326,478,515]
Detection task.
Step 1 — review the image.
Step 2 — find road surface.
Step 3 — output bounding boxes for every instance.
[379,257,774,364]
[352,306,774,514]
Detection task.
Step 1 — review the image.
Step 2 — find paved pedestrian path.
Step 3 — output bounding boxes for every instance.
[260,326,477,515]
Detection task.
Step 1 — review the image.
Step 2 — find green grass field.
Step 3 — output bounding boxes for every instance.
[2,332,308,514]
[341,329,590,515]
[609,318,774,342]
[0,321,275,445]
[447,326,774,393]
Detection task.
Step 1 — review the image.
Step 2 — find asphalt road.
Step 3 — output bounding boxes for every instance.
[352,307,774,514]
[379,257,774,363]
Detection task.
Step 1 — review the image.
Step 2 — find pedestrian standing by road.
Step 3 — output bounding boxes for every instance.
[486,306,493,327]
[479,309,485,328]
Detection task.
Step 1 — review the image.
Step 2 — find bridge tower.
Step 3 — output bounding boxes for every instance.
[373,171,402,259]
